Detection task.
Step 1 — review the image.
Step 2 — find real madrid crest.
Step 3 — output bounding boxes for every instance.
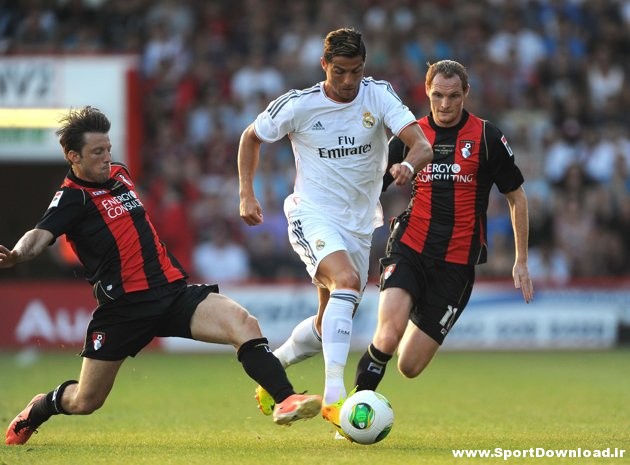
[316,239,326,251]
[362,112,375,129]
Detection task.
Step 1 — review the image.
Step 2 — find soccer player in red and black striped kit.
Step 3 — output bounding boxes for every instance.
[2,106,321,446]
[354,60,534,392]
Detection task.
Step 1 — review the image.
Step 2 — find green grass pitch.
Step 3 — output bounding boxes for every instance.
[1,349,629,465]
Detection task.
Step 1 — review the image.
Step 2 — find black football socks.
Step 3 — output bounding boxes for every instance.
[237,337,294,403]
[354,343,393,391]
[27,379,78,427]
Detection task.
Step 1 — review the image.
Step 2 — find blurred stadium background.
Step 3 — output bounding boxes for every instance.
[0,0,629,353]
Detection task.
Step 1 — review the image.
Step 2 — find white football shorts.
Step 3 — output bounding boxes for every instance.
[284,198,372,290]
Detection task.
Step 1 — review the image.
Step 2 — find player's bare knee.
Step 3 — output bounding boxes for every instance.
[230,303,261,338]
[333,268,361,291]
[242,312,261,336]
[397,363,422,379]
[397,358,427,379]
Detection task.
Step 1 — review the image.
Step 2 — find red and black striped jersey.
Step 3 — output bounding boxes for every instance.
[385,110,524,265]
[36,162,187,301]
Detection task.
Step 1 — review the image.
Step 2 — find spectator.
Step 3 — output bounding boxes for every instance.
[3,0,630,283]
[543,120,585,184]
[486,9,546,74]
[528,240,571,286]
[230,48,286,103]
[12,0,57,52]
[145,0,195,39]
[553,196,596,277]
[586,45,625,112]
[142,19,190,80]
[584,125,630,184]
[193,220,250,284]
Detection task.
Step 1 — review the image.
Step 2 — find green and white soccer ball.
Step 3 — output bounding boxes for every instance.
[340,390,394,445]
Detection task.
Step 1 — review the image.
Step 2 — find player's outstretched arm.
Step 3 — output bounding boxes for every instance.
[0,228,54,269]
[505,187,534,303]
[238,124,264,226]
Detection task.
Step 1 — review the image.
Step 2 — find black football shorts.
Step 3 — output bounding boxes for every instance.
[379,240,474,344]
[81,280,218,360]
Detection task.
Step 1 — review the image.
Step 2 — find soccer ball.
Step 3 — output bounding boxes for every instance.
[340,390,394,445]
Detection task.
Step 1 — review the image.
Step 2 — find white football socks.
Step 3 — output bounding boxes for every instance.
[322,289,359,405]
[273,315,322,368]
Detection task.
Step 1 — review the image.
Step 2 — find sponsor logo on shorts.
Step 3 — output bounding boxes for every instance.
[439,305,459,335]
[92,332,106,351]
[383,264,396,280]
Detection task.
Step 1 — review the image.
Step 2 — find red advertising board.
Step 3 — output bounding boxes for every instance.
[0,281,95,350]
[1,280,627,352]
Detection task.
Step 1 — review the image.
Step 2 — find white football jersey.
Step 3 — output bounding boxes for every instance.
[254,78,416,235]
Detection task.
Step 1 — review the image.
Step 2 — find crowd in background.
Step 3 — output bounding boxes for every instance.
[2,0,630,285]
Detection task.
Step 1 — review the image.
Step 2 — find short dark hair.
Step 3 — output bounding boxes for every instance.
[323,27,366,63]
[56,106,111,156]
[426,60,469,91]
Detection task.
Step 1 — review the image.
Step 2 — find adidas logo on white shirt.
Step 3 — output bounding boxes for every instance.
[311,121,325,131]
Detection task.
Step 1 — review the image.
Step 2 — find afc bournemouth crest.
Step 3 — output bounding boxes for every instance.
[460,140,475,158]
[362,112,375,128]
[382,264,396,281]
[92,332,106,351]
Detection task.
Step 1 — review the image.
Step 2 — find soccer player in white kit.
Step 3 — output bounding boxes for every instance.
[238,27,434,436]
